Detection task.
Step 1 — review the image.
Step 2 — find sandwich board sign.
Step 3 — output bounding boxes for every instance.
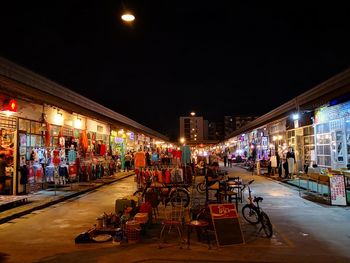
[209,204,244,246]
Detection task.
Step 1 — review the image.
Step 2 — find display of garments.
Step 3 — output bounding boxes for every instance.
[151,153,158,162]
[34,164,43,183]
[59,136,65,147]
[181,146,191,165]
[68,150,77,163]
[28,166,34,184]
[134,152,146,168]
[81,130,88,151]
[58,165,69,178]
[157,170,163,183]
[165,169,171,184]
[37,149,45,163]
[52,150,60,165]
[100,144,107,156]
[68,165,77,181]
[173,150,182,159]
[45,165,55,182]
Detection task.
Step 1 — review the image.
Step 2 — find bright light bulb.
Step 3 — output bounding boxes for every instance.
[121,14,135,22]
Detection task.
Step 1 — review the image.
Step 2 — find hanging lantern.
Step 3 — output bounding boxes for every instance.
[1,98,18,113]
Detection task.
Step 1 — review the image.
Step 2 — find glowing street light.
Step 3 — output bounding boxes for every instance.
[121,13,135,22]
[180,137,185,144]
[190,112,196,116]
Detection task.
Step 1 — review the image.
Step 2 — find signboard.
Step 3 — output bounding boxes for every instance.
[329,174,347,206]
[209,204,244,246]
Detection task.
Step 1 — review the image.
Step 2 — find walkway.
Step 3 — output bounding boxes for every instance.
[0,171,135,224]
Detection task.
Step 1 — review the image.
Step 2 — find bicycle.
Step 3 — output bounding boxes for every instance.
[134,178,190,208]
[241,180,273,238]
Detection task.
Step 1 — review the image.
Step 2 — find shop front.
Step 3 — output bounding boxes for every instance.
[314,101,350,169]
[267,119,287,160]
[0,111,16,195]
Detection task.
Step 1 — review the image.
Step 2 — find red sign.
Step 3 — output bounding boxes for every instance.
[2,98,18,112]
[209,204,238,219]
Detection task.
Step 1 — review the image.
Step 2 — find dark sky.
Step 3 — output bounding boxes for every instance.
[1,1,350,140]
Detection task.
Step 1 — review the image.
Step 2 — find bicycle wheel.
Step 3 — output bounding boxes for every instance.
[170,189,190,208]
[196,182,206,194]
[260,211,273,238]
[242,204,259,225]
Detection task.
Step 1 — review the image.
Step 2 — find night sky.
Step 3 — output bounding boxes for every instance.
[1,1,350,140]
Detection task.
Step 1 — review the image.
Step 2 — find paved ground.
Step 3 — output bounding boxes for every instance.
[0,165,349,263]
[0,171,135,224]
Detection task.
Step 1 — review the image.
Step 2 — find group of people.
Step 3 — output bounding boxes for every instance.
[267,147,296,179]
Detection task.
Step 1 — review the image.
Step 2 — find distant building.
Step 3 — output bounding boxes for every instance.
[208,121,224,140]
[224,115,259,137]
[179,115,204,143]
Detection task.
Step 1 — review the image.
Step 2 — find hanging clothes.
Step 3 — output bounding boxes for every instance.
[165,169,171,184]
[181,146,191,165]
[81,130,89,151]
[68,149,77,163]
[134,152,146,168]
[100,144,107,156]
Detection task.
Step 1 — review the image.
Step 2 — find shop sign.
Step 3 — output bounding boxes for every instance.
[329,174,347,206]
[315,101,350,124]
[115,137,123,143]
[209,204,244,246]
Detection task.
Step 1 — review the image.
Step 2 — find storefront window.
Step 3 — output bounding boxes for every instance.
[346,121,350,164]
[18,119,44,161]
[315,123,331,167]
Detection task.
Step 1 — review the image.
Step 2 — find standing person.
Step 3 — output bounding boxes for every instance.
[286,147,296,178]
[223,151,227,167]
[0,153,8,193]
[227,151,232,168]
[277,153,282,178]
[130,151,135,170]
[124,152,132,172]
[145,150,151,167]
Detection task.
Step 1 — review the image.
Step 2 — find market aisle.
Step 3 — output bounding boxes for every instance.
[0,168,349,263]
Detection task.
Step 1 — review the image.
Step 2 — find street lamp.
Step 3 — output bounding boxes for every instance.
[180,137,185,144]
[121,13,135,22]
[190,112,196,116]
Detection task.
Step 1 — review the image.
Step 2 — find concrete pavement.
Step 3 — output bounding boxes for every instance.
[0,171,135,224]
[1,165,350,262]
